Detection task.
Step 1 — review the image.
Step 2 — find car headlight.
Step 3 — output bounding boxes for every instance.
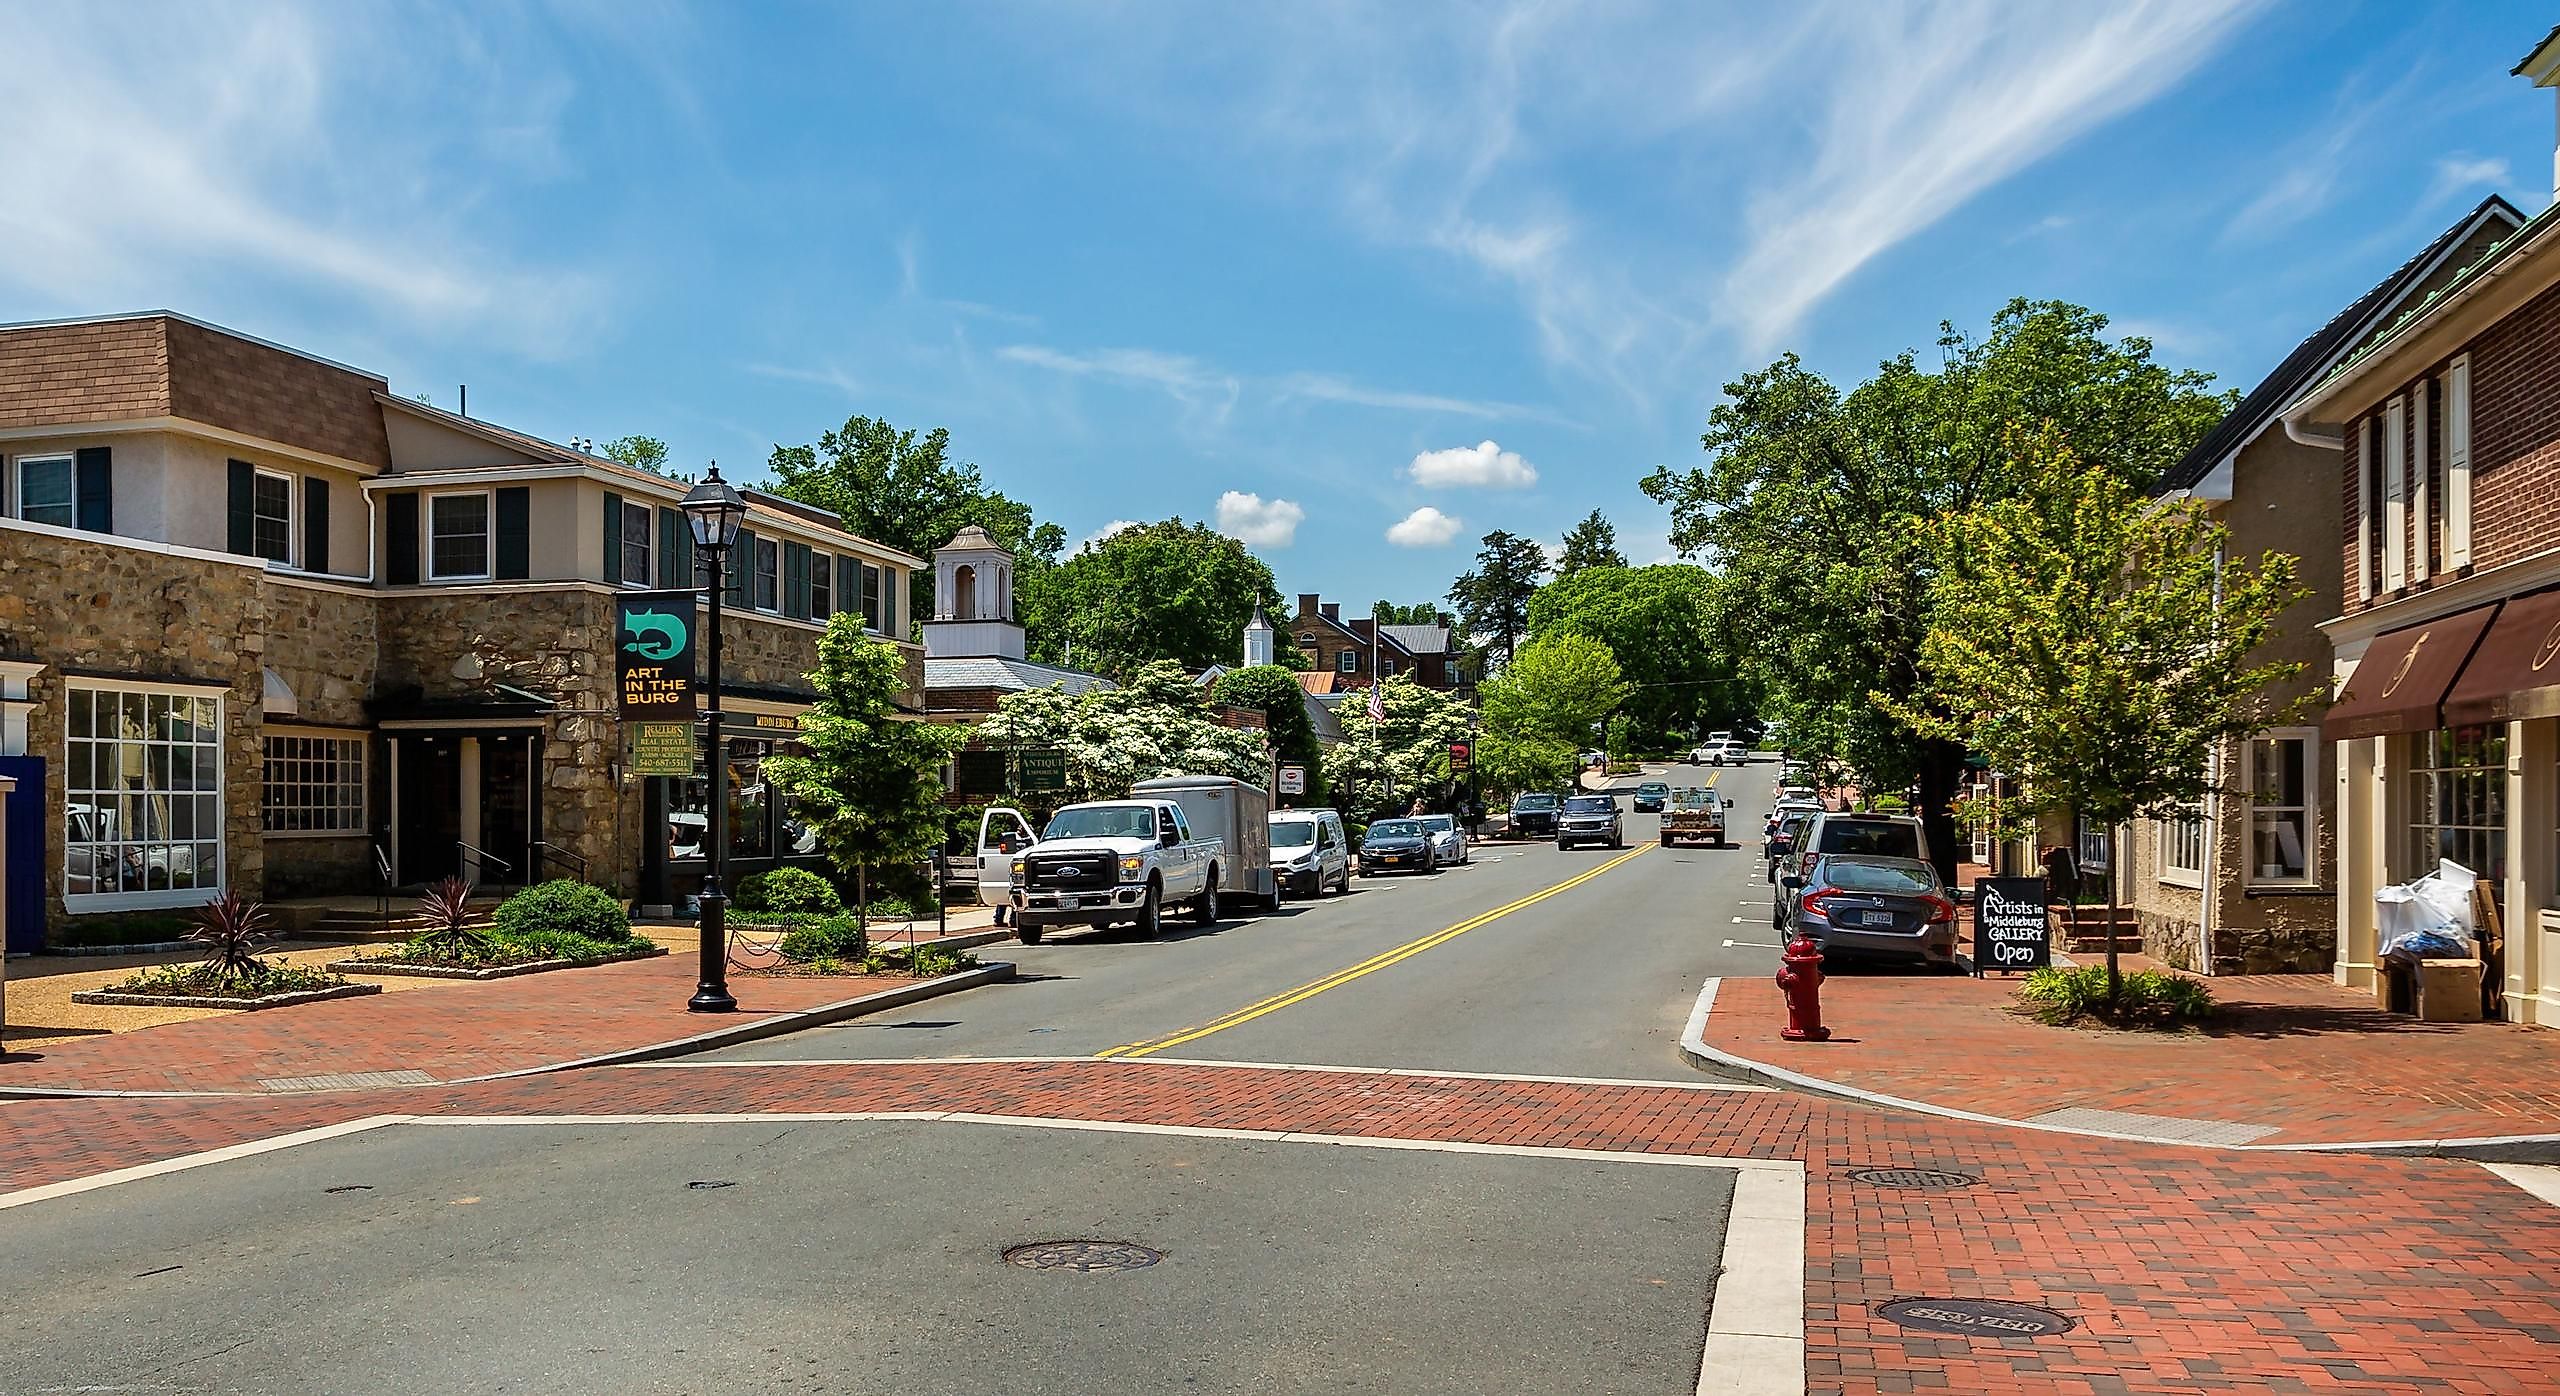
[1012,859,1027,879]
[1119,855,1145,882]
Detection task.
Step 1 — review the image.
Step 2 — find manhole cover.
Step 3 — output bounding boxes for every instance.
[1876,1298,2072,1340]
[1003,1240,1163,1272]
[1848,1167,1981,1189]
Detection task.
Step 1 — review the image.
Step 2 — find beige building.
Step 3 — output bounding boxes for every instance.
[2118,198,2525,975]
[0,312,919,946]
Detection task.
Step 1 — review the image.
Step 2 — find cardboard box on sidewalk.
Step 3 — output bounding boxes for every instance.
[2413,958,2485,1023]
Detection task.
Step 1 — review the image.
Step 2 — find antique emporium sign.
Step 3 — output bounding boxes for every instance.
[1971,877,2052,974]
[630,722,697,776]
[1020,749,1067,792]
[615,590,698,721]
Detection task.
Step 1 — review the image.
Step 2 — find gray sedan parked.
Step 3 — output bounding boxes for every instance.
[1777,854,1958,967]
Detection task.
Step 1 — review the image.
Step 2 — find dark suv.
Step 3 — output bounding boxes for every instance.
[1507,792,1561,839]
[1556,795,1623,850]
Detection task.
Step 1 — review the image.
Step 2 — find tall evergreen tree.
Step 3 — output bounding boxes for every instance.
[1554,509,1625,578]
[1445,530,1548,668]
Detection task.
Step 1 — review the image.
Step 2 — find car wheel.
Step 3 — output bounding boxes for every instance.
[1659,832,1672,847]
[1014,919,1045,945]
[1138,885,1164,940]
[1195,875,1219,926]
[1336,866,1352,895]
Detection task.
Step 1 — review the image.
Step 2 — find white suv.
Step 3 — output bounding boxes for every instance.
[1269,809,1351,897]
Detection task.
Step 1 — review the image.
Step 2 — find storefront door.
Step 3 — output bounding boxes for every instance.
[393,731,543,887]
[479,732,536,885]
[394,736,463,885]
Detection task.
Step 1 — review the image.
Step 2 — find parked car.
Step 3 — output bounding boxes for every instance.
[1579,749,1607,768]
[1011,792,1226,943]
[1556,794,1624,850]
[1776,854,1958,967]
[1632,781,1670,813]
[1269,808,1352,897]
[1417,813,1470,865]
[967,806,1038,909]
[1765,804,1822,882]
[1506,792,1562,839]
[1359,818,1440,875]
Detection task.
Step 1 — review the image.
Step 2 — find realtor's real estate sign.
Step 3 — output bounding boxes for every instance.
[615,590,699,722]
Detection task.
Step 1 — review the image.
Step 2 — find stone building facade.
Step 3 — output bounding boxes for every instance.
[0,312,920,948]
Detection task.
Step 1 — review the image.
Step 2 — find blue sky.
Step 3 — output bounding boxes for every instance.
[5,1,2554,610]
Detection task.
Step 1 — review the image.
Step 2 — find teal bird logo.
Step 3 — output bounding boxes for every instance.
[623,609,686,660]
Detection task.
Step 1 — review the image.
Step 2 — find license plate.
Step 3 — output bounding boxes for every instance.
[1379,856,1402,864]
[1059,895,1080,909]
[1858,910,1896,927]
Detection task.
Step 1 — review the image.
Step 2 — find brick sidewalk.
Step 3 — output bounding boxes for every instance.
[0,952,935,1094]
[6,1058,2557,1394]
[1703,966,2560,1146]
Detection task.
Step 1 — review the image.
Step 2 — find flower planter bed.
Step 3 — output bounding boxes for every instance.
[327,944,667,981]
[71,982,382,1011]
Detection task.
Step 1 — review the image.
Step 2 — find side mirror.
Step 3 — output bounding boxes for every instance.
[1781,875,1805,892]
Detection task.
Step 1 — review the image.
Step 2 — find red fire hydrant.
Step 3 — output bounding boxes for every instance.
[1776,932,1831,1042]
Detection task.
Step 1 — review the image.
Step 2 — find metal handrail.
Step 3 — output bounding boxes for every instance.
[531,840,589,884]
[374,842,394,935]
[455,840,512,890]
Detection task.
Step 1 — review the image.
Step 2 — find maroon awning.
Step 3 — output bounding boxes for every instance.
[2322,604,2499,740]
[2444,587,2560,724]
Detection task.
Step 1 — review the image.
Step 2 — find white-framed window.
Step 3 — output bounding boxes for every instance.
[619,499,652,587]
[14,453,73,528]
[65,681,224,907]
[2157,808,2204,886]
[2446,354,2473,569]
[2382,394,2408,591]
[753,536,780,612]
[2075,816,2112,873]
[428,490,492,580]
[262,731,367,834]
[2410,724,2505,885]
[1336,649,1359,674]
[809,550,832,619]
[2245,730,2317,886]
[252,468,295,565]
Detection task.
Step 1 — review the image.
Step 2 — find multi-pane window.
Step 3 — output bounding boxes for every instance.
[860,562,882,631]
[809,550,832,619]
[2075,816,2111,873]
[16,454,74,528]
[253,470,294,564]
[64,684,223,902]
[2158,809,2203,881]
[2246,732,2315,885]
[620,500,652,586]
[263,733,367,833]
[753,536,780,612]
[429,492,492,579]
[2410,725,2506,883]
[1337,649,1359,674]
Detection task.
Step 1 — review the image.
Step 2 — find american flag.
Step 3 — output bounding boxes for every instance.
[1366,681,1385,724]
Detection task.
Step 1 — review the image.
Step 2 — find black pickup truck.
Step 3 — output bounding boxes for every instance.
[1506,792,1562,839]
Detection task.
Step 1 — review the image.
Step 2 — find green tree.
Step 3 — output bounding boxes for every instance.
[1213,664,1325,804]
[1554,509,1625,578]
[1371,600,1447,626]
[763,617,971,932]
[1527,564,1745,750]
[1889,435,2308,995]
[601,435,692,482]
[1446,529,1548,668]
[768,416,1055,626]
[1638,298,2230,883]
[992,660,1269,806]
[1023,518,1283,675]
[1320,677,1477,821]
[1480,632,1628,753]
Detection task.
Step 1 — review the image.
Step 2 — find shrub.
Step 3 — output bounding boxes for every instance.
[759,867,841,916]
[189,891,276,985]
[492,880,631,944]
[2020,964,2214,1028]
[905,943,979,978]
[413,876,491,960]
[501,926,645,964]
[731,870,771,912]
[111,957,346,999]
[776,913,867,964]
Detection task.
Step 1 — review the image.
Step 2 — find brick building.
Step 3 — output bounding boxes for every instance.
[1282,594,1468,691]
[0,312,919,946]
[2278,32,2560,1022]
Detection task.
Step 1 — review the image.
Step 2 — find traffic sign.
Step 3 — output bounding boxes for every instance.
[1278,764,1306,795]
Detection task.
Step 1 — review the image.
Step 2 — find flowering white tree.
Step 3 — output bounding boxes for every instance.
[991,660,1267,805]
[1321,677,1478,821]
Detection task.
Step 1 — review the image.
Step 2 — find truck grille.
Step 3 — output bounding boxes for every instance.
[1025,855,1115,892]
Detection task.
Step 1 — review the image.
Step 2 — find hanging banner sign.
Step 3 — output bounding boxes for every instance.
[615,590,699,721]
[630,722,698,776]
[1971,877,2052,975]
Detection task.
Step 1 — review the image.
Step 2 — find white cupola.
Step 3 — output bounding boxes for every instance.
[1243,602,1276,668]
[923,525,1025,660]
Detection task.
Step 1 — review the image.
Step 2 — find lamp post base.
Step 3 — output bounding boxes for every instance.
[690,889,736,1013]
[688,986,738,1014]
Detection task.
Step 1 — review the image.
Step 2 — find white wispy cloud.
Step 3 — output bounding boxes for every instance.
[1409,440,1539,490]
[2426,154,2511,208]
[1387,506,1464,548]
[1723,0,2266,349]
[999,343,1243,423]
[1271,372,1546,422]
[1216,491,1305,548]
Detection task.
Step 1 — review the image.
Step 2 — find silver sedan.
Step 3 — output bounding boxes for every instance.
[1418,813,1470,865]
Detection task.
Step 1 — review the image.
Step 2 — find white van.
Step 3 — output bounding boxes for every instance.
[1268,808,1351,898]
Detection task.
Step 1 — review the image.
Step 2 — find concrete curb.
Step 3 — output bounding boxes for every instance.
[0,961,1016,1100]
[1676,978,2560,1162]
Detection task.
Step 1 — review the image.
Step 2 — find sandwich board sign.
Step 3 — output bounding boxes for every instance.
[1971,877,2051,975]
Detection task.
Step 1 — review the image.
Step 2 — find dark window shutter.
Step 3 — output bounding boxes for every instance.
[494,487,530,580]
[838,556,860,624]
[303,477,330,574]
[784,541,812,620]
[386,492,420,584]
[73,447,113,533]
[226,459,255,554]
[726,526,754,606]
[601,490,623,585]
[881,567,899,637]
[657,507,690,588]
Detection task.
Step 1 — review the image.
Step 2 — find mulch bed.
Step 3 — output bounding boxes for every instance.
[325,944,667,980]
[70,982,382,1011]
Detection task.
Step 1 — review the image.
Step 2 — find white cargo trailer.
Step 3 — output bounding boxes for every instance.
[1130,774,1276,908]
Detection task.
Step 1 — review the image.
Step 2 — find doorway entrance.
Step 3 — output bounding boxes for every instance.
[391,730,541,887]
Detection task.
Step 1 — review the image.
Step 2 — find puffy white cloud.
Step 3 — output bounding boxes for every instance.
[1081,519,1143,551]
[1216,491,1305,548]
[1409,440,1538,490]
[1386,506,1464,548]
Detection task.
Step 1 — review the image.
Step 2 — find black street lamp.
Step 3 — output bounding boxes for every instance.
[681,462,748,1014]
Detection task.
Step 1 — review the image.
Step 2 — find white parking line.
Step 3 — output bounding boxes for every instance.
[1722,939,1782,950]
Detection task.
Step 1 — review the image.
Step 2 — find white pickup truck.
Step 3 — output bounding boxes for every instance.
[1010,797,1224,943]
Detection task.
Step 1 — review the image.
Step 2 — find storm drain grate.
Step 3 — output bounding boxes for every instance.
[1004,1240,1163,1272]
[1848,1167,1982,1190]
[687,1179,737,1190]
[322,1184,374,1195]
[1878,1297,2072,1340]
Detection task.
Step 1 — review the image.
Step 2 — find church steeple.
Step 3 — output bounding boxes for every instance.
[923,526,1025,660]
[1243,601,1276,667]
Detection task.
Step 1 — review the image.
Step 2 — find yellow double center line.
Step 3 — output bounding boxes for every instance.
[1097,841,1654,1059]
